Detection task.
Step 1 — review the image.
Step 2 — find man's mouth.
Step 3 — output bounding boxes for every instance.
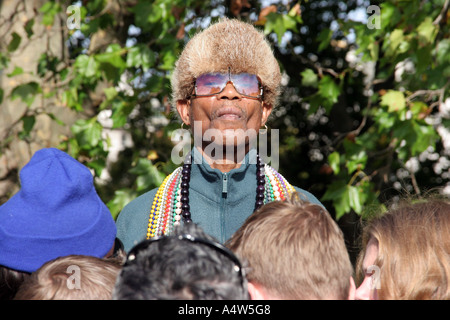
[214,106,244,120]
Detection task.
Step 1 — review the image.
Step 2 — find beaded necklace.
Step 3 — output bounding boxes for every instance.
[146,154,295,239]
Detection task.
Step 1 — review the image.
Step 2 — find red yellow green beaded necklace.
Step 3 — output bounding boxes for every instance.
[146,154,295,239]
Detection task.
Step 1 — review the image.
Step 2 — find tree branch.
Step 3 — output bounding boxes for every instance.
[433,0,449,25]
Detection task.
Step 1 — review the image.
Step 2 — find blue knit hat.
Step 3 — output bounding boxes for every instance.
[0,148,116,273]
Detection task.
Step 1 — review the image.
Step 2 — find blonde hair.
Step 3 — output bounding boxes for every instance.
[226,197,353,299]
[14,255,122,300]
[356,198,450,300]
[171,18,281,108]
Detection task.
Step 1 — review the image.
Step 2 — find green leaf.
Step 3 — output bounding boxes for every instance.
[348,186,363,214]
[417,17,437,46]
[322,180,351,220]
[0,88,3,104]
[375,108,396,132]
[380,90,406,113]
[368,41,379,61]
[345,148,367,174]
[18,116,36,139]
[75,55,98,78]
[301,69,318,88]
[317,28,332,52]
[7,32,21,52]
[318,75,341,111]
[111,100,134,128]
[410,121,439,155]
[107,189,138,220]
[103,87,118,101]
[160,49,177,70]
[282,14,298,32]
[7,66,24,77]
[0,53,9,70]
[10,82,41,107]
[328,151,340,174]
[380,2,401,29]
[410,101,428,116]
[129,158,165,191]
[87,158,106,177]
[436,39,450,64]
[24,19,35,38]
[37,53,48,77]
[46,113,65,126]
[71,118,103,149]
[95,44,126,69]
[62,87,82,112]
[126,45,155,71]
[264,12,290,44]
[129,1,160,30]
[60,68,69,81]
[36,53,61,76]
[385,28,404,57]
[40,1,62,26]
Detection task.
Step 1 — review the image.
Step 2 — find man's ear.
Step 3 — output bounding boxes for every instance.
[260,102,273,127]
[176,99,191,126]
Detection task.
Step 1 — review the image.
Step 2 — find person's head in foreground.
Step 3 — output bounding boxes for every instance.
[14,255,122,300]
[0,148,117,299]
[226,195,356,300]
[355,197,450,300]
[113,222,249,300]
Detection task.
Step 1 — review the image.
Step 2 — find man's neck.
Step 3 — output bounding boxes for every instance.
[196,144,248,173]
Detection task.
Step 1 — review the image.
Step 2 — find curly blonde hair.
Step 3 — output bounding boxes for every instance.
[171,18,281,108]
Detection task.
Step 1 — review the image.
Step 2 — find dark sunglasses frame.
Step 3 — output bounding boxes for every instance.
[191,68,263,100]
[125,233,245,286]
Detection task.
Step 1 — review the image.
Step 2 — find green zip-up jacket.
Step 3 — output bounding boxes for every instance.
[116,149,323,252]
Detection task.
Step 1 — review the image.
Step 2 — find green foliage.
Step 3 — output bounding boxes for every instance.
[310,0,450,218]
[1,0,449,224]
[10,82,41,107]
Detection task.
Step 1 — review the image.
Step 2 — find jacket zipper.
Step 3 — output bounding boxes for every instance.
[221,172,228,242]
[222,172,228,194]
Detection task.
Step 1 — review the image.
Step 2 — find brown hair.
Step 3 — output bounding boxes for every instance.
[356,198,450,300]
[14,255,122,300]
[171,18,281,108]
[226,197,353,299]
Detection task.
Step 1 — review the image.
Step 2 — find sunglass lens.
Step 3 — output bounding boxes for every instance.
[231,73,260,97]
[195,73,228,95]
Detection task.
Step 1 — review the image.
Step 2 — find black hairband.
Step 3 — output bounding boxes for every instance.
[126,233,245,285]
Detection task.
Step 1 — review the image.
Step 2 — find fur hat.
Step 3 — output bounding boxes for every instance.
[171,18,281,108]
[0,148,116,273]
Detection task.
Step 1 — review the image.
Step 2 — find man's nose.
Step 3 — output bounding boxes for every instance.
[217,82,242,100]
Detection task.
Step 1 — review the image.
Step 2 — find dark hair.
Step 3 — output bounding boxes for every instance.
[113,222,249,300]
[0,266,30,300]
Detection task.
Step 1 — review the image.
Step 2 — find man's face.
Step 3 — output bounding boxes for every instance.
[177,81,272,150]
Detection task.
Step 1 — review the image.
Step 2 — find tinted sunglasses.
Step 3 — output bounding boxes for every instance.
[193,69,263,100]
[126,233,245,286]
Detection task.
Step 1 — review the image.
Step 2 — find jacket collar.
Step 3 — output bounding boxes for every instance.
[189,147,258,202]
